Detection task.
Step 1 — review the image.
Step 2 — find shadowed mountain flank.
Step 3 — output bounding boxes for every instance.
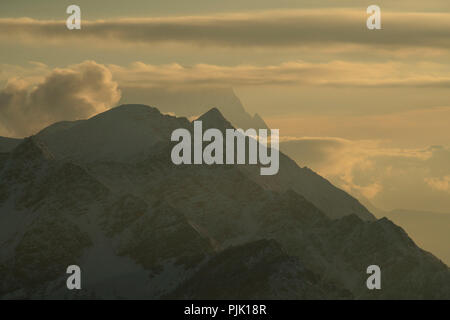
[0,105,448,299]
[0,137,22,153]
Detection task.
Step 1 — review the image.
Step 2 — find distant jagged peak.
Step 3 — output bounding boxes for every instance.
[122,86,268,130]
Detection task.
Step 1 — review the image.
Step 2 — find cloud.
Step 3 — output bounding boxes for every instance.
[281,137,397,199]
[0,61,121,137]
[109,60,450,88]
[4,60,450,91]
[425,175,450,193]
[0,62,51,89]
[268,106,450,149]
[280,137,450,212]
[1,10,450,52]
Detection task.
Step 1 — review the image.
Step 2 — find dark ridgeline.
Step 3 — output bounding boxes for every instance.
[0,104,448,299]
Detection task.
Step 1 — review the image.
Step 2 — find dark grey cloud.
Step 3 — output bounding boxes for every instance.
[1,10,450,50]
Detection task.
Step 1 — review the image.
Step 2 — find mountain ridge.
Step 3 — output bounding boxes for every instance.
[0,104,449,299]
[3,104,374,221]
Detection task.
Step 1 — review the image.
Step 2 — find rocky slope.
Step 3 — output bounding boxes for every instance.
[0,105,448,299]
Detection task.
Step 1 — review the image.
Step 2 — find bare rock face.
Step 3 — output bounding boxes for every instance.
[166,239,353,300]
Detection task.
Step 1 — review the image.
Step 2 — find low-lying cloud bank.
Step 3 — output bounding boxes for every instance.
[1,10,450,52]
[0,61,120,137]
[280,137,450,213]
[1,59,450,137]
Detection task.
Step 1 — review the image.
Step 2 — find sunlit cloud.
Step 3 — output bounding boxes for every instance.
[0,61,121,137]
[6,60,450,90]
[425,175,450,193]
[109,60,450,88]
[280,136,450,212]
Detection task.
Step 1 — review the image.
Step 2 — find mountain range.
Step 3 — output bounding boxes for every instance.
[120,87,268,130]
[0,104,449,299]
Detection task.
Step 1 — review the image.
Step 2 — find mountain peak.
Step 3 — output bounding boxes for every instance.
[35,104,190,163]
[253,113,269,129]
[198,107,224,120]
[92,104,161,120]
[197,107,234,130]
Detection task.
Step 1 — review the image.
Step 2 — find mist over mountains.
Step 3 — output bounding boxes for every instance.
[0,104,449,299]
[120,87,268,130]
